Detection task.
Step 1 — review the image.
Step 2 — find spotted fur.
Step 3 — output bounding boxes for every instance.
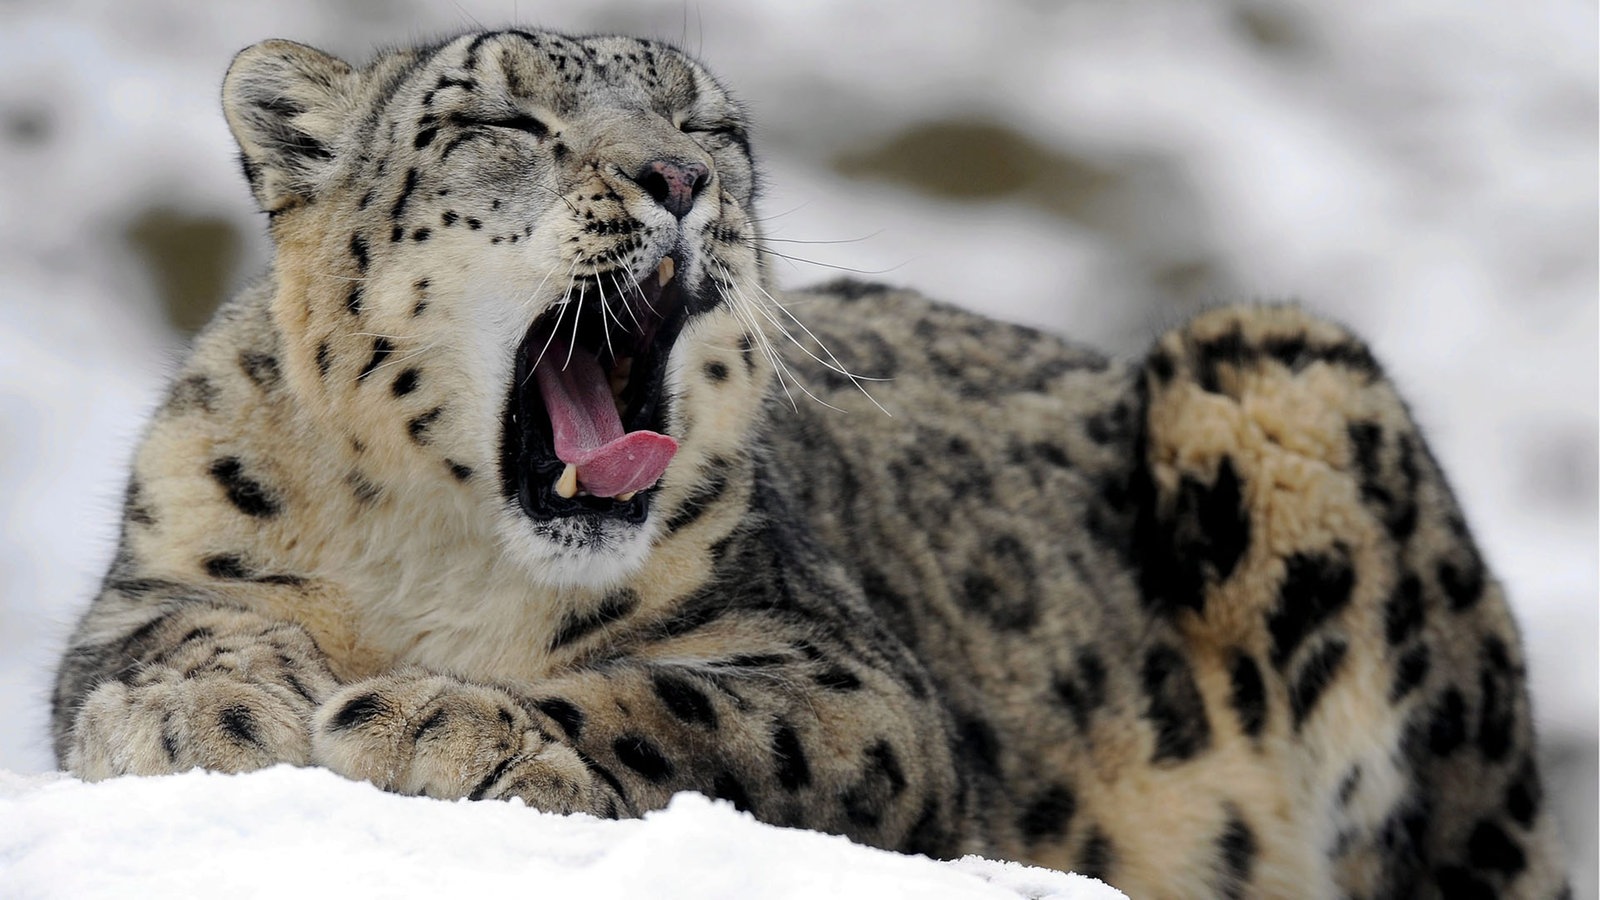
[53,29,1566,898]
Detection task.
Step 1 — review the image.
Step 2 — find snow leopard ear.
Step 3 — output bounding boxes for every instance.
[223,40,357,214]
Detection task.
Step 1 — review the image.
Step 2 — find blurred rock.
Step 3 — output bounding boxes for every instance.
[3,106,50,147]
[834,119,1118,215]
[124,208,241,336]
[834,118,1233,323]
[1230,2,1313,56]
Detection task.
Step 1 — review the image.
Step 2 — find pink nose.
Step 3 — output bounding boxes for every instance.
[634,158,710,219]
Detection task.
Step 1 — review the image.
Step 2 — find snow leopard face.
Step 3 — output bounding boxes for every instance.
[223,31,771,586]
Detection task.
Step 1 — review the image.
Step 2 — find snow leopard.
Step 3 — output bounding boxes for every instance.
[51,29,1568,899]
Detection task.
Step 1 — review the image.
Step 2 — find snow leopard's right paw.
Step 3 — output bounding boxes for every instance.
[68,672,315,780]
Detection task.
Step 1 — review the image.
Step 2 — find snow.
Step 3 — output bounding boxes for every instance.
[0,0,1593,895]
[0,767,1121,899]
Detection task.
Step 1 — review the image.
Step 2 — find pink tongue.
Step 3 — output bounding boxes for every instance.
[533,338,678,498]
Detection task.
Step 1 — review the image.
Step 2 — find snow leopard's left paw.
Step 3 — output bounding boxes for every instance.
[310,670,608,813]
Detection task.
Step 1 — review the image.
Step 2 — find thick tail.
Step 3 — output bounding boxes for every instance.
[1133,304,1568,898]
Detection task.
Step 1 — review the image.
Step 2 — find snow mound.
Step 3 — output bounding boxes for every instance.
[0,766,1121,899]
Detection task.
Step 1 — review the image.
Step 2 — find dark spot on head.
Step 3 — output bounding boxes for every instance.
[704,360,729,382]
[316,341,332,378]
[446,460,473,482]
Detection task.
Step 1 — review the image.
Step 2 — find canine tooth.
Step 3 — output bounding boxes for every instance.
[555,463,579,499]
[657,257,675,287]
[617,491,636,502]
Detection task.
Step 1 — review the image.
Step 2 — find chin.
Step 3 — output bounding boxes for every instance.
[495,504,663,590]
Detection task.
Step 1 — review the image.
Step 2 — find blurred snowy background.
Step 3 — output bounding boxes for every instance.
[0,0,1592,892]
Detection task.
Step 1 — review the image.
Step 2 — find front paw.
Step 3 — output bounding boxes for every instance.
[311,672,608,813]
[68,674,314,780]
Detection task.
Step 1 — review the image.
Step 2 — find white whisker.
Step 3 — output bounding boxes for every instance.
[524,258,584,387]
[608,272,646,335]
[563,283,585,371]
[717,264,847,413]
[739,242,909,277]
[751,279,892,417]
[595,276,617,362]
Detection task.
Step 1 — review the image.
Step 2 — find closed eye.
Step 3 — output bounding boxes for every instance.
[683,123,740,138]
[451,113,549,140]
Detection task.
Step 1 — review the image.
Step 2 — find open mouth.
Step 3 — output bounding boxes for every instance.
[501,256,689,522]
